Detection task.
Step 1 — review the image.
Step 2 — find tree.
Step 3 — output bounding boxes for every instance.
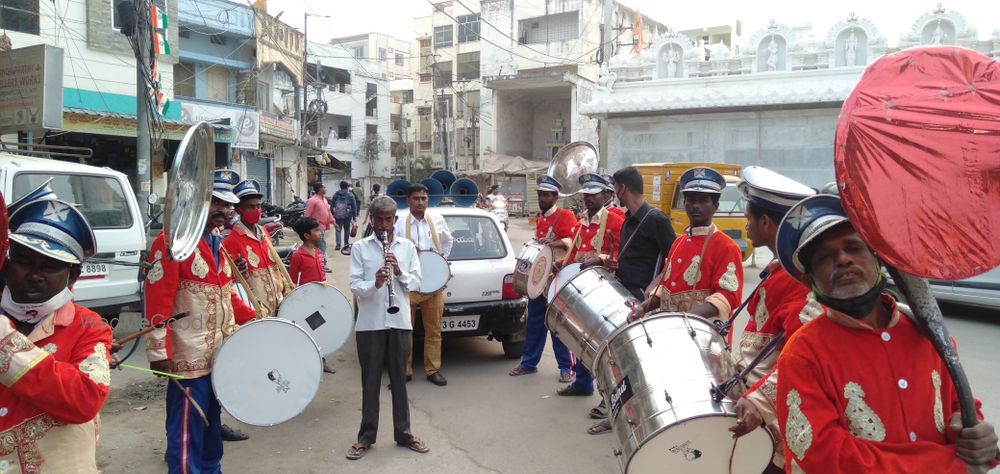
[354,134,388,179]
[410,155,435,182]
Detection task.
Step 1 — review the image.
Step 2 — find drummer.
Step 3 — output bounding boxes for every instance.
[634,166,743,322]
[725,167,818,473]
[0,190,112,472]
[556,173,624,398]
[508,176,577,383]
[394,183,454,387]
[145,169,256,473]
[774,195,999,473]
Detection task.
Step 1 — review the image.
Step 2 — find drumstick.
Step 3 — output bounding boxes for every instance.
[170,379,210,425]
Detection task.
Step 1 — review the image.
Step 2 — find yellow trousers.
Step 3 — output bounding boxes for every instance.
[407,291,445,376]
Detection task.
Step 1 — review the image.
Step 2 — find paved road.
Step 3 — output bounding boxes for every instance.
[97,217,1000,473]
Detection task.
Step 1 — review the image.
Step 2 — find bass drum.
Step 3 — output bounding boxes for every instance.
[212,318,322,427]
[277,283,355,358]
[417,250,451,295]
[593,312,773,474]
[513,241,554,299]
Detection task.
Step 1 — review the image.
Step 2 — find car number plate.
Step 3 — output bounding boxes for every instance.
[441,315,480,332]
[81,263,110,278]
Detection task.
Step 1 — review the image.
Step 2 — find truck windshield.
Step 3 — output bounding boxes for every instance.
[671,184,746,215]
[13,173,134,229]
[444,215,508,261]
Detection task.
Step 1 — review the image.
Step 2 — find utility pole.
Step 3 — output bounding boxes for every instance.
[300,13,308,142]
[600,0,613,65]
[135,0,151,206]
[438,89,450,171]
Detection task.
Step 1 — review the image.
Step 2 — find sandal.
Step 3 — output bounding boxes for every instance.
[587,420,613,435]
[509,366,537,376]
[557,384,594,397]
[558,369,575,384]
[589,405,608,419]
[346,443,371,460]
[400,437,430,454]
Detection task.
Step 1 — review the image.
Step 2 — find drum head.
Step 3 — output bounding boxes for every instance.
[277,283,355,358]
[548,262,583,303]
[212,319,322,427]
[417,251,451,294]
[526,244,554,299]
[626,415,773,474]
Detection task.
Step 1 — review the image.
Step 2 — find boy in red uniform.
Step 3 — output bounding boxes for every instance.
[0,188,112,472]
[508,176,577,382]
[774,195,999,473]
[289,217,327,286]
[557,173,624,397]
[637,166,743,322]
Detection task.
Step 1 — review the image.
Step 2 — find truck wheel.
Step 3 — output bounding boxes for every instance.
[502,339,524,359]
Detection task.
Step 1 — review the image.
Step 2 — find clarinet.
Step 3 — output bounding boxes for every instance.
[379,230,400,314]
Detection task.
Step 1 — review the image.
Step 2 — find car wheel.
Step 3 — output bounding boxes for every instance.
[502,339,524,359]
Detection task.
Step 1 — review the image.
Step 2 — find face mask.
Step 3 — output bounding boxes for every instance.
[1,286,74,324]
[238,209,262,225]
[812,271,886,319]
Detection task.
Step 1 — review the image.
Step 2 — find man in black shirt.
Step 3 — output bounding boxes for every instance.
[582,166,676,434]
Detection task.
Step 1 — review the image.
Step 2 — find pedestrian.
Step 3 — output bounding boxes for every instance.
[774,194,999,472]
[332,181,358,251]
[347,196,430,460]
[304,183,334,271]
[0,187,112,472]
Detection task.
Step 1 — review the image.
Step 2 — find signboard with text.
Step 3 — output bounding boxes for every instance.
[0,44,63,134]
[180,101,259,149]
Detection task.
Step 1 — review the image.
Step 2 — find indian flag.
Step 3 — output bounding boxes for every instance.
[151,4,168,30]
[153,31,171,56]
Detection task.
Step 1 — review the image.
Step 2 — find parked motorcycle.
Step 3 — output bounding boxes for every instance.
[491,199,509,232]
[278,196,306,229]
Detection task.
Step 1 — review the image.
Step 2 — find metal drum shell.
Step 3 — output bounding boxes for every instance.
[416,250,452,295]
[513,241,553,299]
[212,318,323,427]
[547,262,583,304]
[545,266,637,371]
[593,312,773,474]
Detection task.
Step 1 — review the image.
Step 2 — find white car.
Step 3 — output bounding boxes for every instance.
[397,206,527,357]
[887,266,1000,311]
[0,154,147,318]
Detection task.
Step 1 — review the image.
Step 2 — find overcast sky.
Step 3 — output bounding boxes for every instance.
[263,0,1000,46]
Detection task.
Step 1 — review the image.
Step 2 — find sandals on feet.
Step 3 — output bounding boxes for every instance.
[589,405,608,419]
[558,369,575,383]
[587,420,613,435]
[346,443,371,460]
[509,366,537,376]
[400,437,430,454]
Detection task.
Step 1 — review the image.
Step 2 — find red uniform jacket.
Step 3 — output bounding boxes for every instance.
[144,232,255,378]
[222,222,288,313]
[777,295,994,473]
[289,245,326,285]
[654,224,743,318]
[566,207,624,263]
[0,302,112,472]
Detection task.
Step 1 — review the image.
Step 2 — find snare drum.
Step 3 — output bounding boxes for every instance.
[545,266,637,371]
[276,283,354,358]
[593,312,774,474]
[513,241,554,299]
[547,262,583,304]
[417,250,451,295]
[212,318,322,426]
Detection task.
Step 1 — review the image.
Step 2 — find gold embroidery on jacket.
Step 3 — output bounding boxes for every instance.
[786,389,813,460]
[719,262,739,291]
[0,332,39,374]
[41,343,57,354]
[754,287,770,329]
[79,343,111,386]
[246,246,260,267]
[191,252,210,279]
[147,250,165,284]
[0,414,60,472]
[932,370,945,434]
[844,382,886,441]
[800,292,824,325]
[683,256,702,286]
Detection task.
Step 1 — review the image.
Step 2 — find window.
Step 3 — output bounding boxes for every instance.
[379,48,387,61]
[419,141,432,151]
[395,52,405,66]
[456,52,479,80]
[174,62,195,98]
[365,83,377,117]
[434,25,453,47]
[403,90,413,104]
[456,90,479,119]
[435,94,452,118]
[433,61,452,89]
[210,34,227,45]
[444,216,507,260]
[419,73,432,83]
[457,14,480,43]
[419,38,431,48]
[178,27,191,38]
[1,0,38,34]
[13,173,133,229]
[404,119,412,128]
[206,67,229,102]
[256,81,270,110]
[518,12,579,44]
[352,46,364,59]
[672,183,745,215]
[338,126,350,139]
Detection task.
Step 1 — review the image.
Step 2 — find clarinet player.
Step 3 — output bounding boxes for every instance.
[346,196,430,460]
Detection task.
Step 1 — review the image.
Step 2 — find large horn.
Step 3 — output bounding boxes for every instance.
[164,122,215,261]
[420,178,446,208]
[386,179,411,210]
[431,169,457,190]
[449,178,479,207]
[546,141,599,197]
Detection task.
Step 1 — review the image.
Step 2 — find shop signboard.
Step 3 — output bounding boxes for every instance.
[180,101,259,150]
[0,44,64,134]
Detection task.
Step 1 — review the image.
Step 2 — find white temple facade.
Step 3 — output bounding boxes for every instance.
[581,5,1000,188]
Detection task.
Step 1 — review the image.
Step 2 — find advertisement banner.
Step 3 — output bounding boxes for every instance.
[180,101,259,150]
[0,44,64,134]
[259,111,297,142]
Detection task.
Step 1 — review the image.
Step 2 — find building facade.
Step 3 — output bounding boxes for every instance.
[581,7,1000,188]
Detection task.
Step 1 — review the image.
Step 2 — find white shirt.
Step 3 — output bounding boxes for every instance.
[393,210,454,258]
[349,234,421,332]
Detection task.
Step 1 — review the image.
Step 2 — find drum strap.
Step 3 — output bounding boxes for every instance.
[712,330,785,403]
[660,226,715,290]
[562,210,608,266]
[406,213,442,252]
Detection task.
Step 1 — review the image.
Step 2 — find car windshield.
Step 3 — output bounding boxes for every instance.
[671,184,746,215]
[13,173,134,229]
[444,215,507,261]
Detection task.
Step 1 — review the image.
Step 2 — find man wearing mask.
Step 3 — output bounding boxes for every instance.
[146,169,256,473]
[775,195,999,473]
[0,184,112,472]
[394,184,454,386]
[304,183,334,271]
